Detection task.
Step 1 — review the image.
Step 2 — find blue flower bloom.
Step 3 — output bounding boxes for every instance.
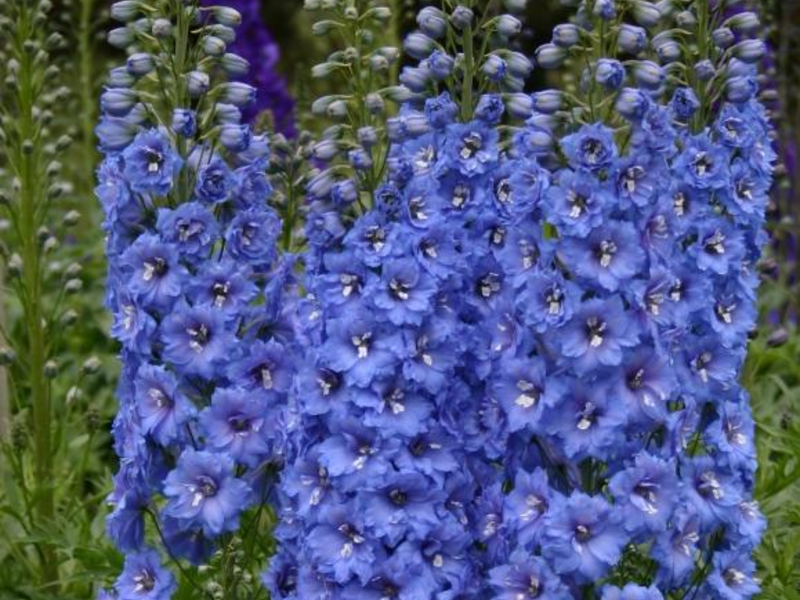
[157,202,219,257]
[161,303,233,379]
[608,453,679,534]
[561,123,618,173]
[541,492,626,583]
[163,449,252,536]
[492,357,564,433]
[488,550,572,600]
[601,584,664,600]
[195,156,236,204]
[120,234,187,310]
[115,549,176,600]
[444,122,499,177]
[199,388,274,467]
[121,129,183,196]
[134,364,196,447]
[225,207,281,266]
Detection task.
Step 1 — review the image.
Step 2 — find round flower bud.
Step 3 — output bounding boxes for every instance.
[369,54,389,72]
[726,75,758,104]
[207,24,235,44]
[212,6,242,26]
[399,66,431,93]
[152,18,172,38]
[126,52,154,77]
[595,58,625,90]
[0,346,15,366]
[695,60,715,81]
[327,100,348,119]
[202,35,227,57]
[219,124,251,151]
[221,53,249,77]
[505,93,534,119]
[726,11,760,34]
[107,27,135,49]
[107,66,135,88]
[594,0,617,20]
[553,24,580,48]
[65,278,83,294]
[404,32,436,60]
[7,254,23,278]
[483,55,508,82]
[631,60,665,89]
[358,127,378,147]
[615,87,650,120]
[44,360,59,379]
[732,39,765,64]
[655,39,681,63]
[675,10,696,28]
[631,0,661,27]
[369,7,392,22]
[100,87,137,116]
[82,356,102,375]
[450,6,474,30]
[110,0,140,22]
[712,27,735,49]
[187,70,210,97]
[505,51,534,78]
[172,108,197,137]
[365,93,385,114]
[63,210,80,226]
[496,14,522,37]
[417,7,447,39]
[618,24,647,54]
[535,43,567,69]
[531,89,563,114]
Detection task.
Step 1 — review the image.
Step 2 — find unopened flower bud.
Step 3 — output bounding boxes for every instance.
[44,360,58,379]
[450,6,474,30]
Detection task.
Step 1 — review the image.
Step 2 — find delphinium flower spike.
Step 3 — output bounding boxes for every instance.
[268,1,578,598]
[98,1,298,598]
[471,1,774,598]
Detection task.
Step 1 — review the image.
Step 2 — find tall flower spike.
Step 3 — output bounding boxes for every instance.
[98,1,298,597]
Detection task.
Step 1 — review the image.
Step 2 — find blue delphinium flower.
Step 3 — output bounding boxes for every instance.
[100,2,298,596]
[115,549,176,600]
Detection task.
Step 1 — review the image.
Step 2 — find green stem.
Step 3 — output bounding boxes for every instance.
[0,264,8,443]
[78,0,97,195]
[17,5,58,588]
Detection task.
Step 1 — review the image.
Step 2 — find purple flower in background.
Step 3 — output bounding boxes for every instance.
[115,549,176,600]
[203,0,295,135]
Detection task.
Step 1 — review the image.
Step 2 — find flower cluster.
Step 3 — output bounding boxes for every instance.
[271,1,774,599]
[98,2,296,597]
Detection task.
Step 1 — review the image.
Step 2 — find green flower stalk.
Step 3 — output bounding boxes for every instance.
[0,0,71,590]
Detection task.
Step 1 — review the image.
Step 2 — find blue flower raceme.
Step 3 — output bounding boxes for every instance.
[99,2,297,598]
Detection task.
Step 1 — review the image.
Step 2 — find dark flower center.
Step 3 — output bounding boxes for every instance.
[673,191,687,217]
[528,576,542,598]
[476,272,502,299]
[389,278,411,301]
[452,183,470,209]
[596,240,617,268]
[692,351,713,383]
[212,281,230,307]
[585,316,607,347]
[142,257,168,281]
[192,475,217,506]
[338,523,365,545]
[724,419,747,446]
[715,302,736,324]
[317,369,341,397]
[177,220,202,242]
[241,222,259,246]
[574,524,592,542]
[187,323,211,353]
[420,239,438,259]
[351,333,372,358]
[669,279,685,302]
[623,166,644,193]
[633,481,659,514]
[567,190,588,218]
[133,568,156,593]
[389,489,408,506]
[414,145,436,171]
[491,226,506,247]
[409,437,428,457]
[627,368,646,390]
[339,273,360,298]
[409,196,428,221]
[582,138,604,164]
[704,231,726,255]
[148,387,172,409]
[544,285,563,315]
[253,363,274,390]
[724,568,746,588]
[736,180,753,200]
[698,471,724,500]
[576,402,598,430]
[365,226,386,251]
[515,380,540,409]
[143,148,164,173]
[229,414,252,433]
[460,132,483,159]
[647,290,665,315]
[692,152,713,176]
[495,179,512,204]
